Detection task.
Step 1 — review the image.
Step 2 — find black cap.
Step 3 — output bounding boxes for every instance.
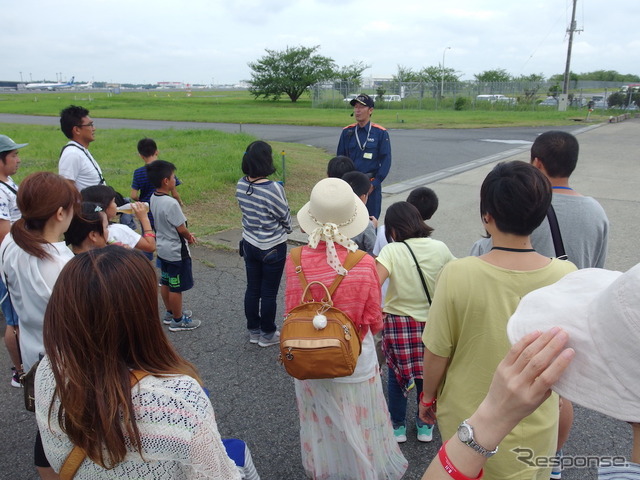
[350,94,374,108]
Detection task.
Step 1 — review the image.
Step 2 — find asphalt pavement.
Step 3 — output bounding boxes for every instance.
[0,113,585,186]
[0,118,638,479]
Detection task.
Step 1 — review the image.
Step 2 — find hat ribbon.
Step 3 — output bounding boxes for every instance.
[308,222,358,275]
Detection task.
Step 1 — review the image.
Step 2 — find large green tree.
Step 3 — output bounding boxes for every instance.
[248,45,335,102]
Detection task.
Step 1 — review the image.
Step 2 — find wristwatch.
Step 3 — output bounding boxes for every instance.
[457,419,499,457]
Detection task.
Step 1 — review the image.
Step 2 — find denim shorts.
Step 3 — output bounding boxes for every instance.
[0,279,18,326]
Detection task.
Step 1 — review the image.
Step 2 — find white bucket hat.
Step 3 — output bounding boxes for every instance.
[507,263,640,423]
[297,178,369,274]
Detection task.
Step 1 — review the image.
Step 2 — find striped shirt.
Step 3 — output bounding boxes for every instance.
[236,177,292,251]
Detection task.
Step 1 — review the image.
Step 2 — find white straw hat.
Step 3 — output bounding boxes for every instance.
[507,263,640,423]
[297,178,369,240]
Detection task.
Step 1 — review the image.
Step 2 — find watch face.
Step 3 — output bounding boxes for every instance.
[458,423,472,443]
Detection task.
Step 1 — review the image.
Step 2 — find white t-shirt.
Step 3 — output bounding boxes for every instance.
[0,177,20,223]
[108,223,141,249]
[0,236,73,371]
[58,141,104,191]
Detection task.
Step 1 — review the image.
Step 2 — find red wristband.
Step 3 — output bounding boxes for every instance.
[419,392,436,407]
[143,233,156,238]
[438,441,483,480]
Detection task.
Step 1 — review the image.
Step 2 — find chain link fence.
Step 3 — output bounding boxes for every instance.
[311,80,623,111]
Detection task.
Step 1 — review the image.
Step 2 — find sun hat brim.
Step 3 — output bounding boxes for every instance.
[507,266,640,423]
[297,178,370,240]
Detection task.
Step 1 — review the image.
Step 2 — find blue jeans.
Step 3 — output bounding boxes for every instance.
[387,366,425,428]
[242,240,287,335]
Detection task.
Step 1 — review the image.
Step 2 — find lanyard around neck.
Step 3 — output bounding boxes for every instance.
[355,123,372,151]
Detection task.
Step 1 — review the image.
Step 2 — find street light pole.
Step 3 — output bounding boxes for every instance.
[441,47,451,100]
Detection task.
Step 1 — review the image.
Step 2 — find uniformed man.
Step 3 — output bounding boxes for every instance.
[337,94,391,219]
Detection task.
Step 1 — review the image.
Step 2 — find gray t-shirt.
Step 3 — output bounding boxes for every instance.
[150,193,188,262]
[469,193,609,269]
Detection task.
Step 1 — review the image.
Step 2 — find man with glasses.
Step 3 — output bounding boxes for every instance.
[59,105,105,191]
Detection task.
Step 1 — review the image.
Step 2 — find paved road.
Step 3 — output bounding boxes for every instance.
[0,113,586,188]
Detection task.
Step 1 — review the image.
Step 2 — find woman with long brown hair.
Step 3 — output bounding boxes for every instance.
[0,171,79,479]
[35,247,243,478]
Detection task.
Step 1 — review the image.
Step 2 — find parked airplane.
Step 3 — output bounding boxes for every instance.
[25,77,75,90]
[76,81,93,89]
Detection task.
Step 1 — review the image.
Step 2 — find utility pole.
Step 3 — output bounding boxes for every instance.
[562,0,582,94]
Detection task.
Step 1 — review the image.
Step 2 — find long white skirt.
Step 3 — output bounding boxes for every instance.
[294,369,408,480]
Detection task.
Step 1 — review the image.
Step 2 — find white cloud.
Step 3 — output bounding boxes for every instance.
[2,0,638,84]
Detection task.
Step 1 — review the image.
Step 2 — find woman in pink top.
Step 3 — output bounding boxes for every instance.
[285,178,407,480]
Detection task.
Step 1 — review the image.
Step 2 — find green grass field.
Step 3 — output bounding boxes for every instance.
[0,90,614,234]
[0,90,612,129]
[0,123,327,236]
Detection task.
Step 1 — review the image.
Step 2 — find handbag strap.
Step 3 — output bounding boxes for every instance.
[290,246,366,302]
[0,180,18,195]
[546,204,568,260]
[401,241,432,305]
[58,370,151,480]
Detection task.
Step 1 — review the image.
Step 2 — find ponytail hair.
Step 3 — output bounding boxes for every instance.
[11,172,80,259]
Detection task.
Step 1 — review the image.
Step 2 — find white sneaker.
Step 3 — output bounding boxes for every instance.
[258,330,280,347]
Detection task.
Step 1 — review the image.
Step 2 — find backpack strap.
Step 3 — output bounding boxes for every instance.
[291,247,366,302]
[326,250,367,296]
[58,371,150,480]
[290,246,312,301]
[546,204,568,260]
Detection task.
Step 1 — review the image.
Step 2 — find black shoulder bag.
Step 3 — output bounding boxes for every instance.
[401,241,432,305]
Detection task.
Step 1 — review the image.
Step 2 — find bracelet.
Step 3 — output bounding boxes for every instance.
[438,441,483,480]
[143,233,156,238]
[419,392,436,408]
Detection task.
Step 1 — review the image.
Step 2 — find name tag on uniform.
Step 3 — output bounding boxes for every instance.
[363,152,373,159]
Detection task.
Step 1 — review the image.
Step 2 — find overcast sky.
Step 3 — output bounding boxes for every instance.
[5,0,639,85]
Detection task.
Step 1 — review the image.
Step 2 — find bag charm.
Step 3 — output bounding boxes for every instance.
[313,309,328,330]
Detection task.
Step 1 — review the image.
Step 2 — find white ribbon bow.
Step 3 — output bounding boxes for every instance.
[308,223,358,275]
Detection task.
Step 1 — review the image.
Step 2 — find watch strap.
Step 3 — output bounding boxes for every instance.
[458,420,499,458]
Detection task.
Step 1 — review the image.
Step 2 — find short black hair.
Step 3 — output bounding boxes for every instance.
[384,202,433,243]
[406,187,439,220]
[530,130,579,178]
[146,160,176,188]
[480,161,552,236]
[60,105,90,139]
[341,171,371,198]
[64,202,106,247]
[80,185,117,210]
[242,141,276,178]
[0,151,11,163]
[327,156,355,178]
[137,138,158,158]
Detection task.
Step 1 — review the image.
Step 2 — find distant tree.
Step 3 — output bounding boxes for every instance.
[393,65,420,83]
[548,83,561,97]
[419,65,460,98]
[515,73,545,82]
[248,45,336,102]
[515,73,545,103]
[474,69,512,83]
[333,61,370,98]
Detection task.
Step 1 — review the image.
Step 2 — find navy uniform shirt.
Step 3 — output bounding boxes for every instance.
[337,122,391,189]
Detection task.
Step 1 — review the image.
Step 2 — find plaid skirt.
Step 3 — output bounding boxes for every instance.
[382,313,425,396]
